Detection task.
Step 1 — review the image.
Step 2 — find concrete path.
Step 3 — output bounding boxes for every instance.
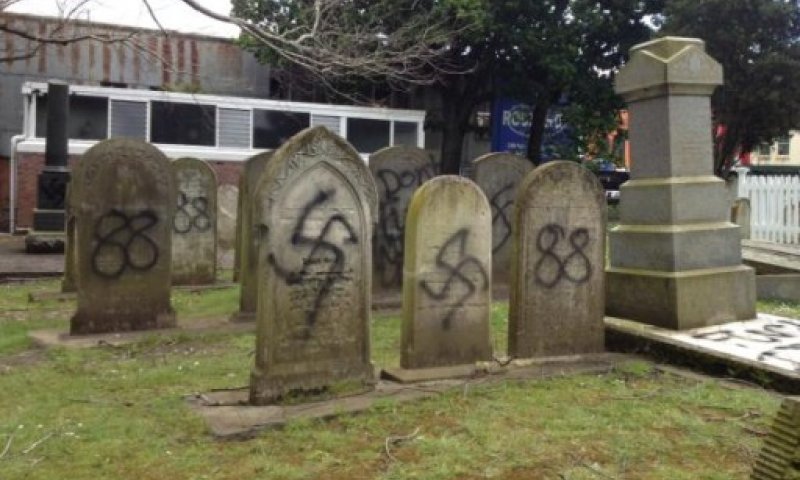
[0,234,63,280]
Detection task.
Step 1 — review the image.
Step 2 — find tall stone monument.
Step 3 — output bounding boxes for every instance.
[369,146,434,298]
[250,127,377,404]
[399,176,492,370]
[26,81,70,253]
[471,152,533,286]
[171,157,217,285]
[71,139,176,334]
[606,37,756,329]
[509,161,606,358]
[231,152,273,322]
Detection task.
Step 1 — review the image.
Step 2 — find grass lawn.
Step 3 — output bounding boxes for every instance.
[0,276,790,479]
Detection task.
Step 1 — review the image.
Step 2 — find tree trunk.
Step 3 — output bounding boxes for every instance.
[526,95,551,165]
[437,81,480,175]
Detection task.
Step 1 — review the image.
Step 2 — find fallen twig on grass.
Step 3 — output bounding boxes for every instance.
[384,427,420,462]
[0,430,16,459]
[22,432,53,455]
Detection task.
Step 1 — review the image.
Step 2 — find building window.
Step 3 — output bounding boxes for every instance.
[346,118,390,153]
[252,110,309,149]
[218,108,251,148]
[151,101,216,146]
[393,121,418,147]
[778,136,791,156]
[109,100,147,139]
[35,95,108,140]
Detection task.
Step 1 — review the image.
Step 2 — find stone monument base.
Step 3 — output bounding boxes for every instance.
[25,231,65,254]
[229,311,255,323]
[606,265,756,330]
[249,365,376,406]
[70,310,177,335]
[381,364,478,383]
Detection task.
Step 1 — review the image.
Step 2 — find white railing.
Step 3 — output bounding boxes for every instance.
[738,170,800,243]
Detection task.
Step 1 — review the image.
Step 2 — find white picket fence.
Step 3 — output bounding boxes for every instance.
[738,172,800,244]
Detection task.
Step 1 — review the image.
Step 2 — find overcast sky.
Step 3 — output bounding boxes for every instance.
[7,0,239,37]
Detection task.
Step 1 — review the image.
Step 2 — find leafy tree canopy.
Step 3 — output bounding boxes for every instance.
[659,0,800,174]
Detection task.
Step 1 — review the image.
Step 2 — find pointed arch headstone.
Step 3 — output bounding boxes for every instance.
[250,126,378,404]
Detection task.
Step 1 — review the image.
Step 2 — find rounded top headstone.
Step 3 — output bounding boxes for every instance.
[516,161,605,211]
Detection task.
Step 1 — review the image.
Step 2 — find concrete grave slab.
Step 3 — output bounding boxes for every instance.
[29,316,253,349]
[606,315,800,393]
[189,352,630,439]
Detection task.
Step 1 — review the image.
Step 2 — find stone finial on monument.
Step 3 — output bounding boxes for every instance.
[369,146,434,300]
[216,184,239,269]
[26,81,70,253]
[250,126,377,404]
[606,37,756,329]
[231,152,273,322]
[393,176,492,375]
[471,152,533,287]
[171,157,217,285]
[70,138,176,334]
[508,161,606,358]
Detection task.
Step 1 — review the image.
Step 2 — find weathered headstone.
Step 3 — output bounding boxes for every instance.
[171,157,217,285]
[471,152,533,286]
[61,182,76,293]
[399,176,492,370]
[71,138,176,334]
[231,152,273,322]
[751,396,800,480]
[508,161,606,358]
[607,37,756,329]
[369,146,434,298]
[217,184,239,269]
[250,126,377,404]
[732,198,751,240]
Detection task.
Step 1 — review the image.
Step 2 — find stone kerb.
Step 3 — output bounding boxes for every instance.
[399,175,493,370]
[471,152,533,287]
[231,152,273,322]
[170,157,218,286]
[250,126,377,405]
[369,145,434,297]
[509,161,606,358]
[70,138,176,334]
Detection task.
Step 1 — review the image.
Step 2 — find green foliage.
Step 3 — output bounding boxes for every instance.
[659,0,800,174]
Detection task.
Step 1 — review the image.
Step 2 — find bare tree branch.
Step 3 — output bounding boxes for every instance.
[176,0,474,86]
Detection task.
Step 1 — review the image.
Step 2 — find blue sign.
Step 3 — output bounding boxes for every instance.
[491,98,531,155]
[491,97,573,159]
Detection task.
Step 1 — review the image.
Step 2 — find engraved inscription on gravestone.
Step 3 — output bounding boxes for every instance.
[509,161,606,358]
[250,126,377,405]
[171,157,217,285]
[400,176,493,370]
[71,138,176,334]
